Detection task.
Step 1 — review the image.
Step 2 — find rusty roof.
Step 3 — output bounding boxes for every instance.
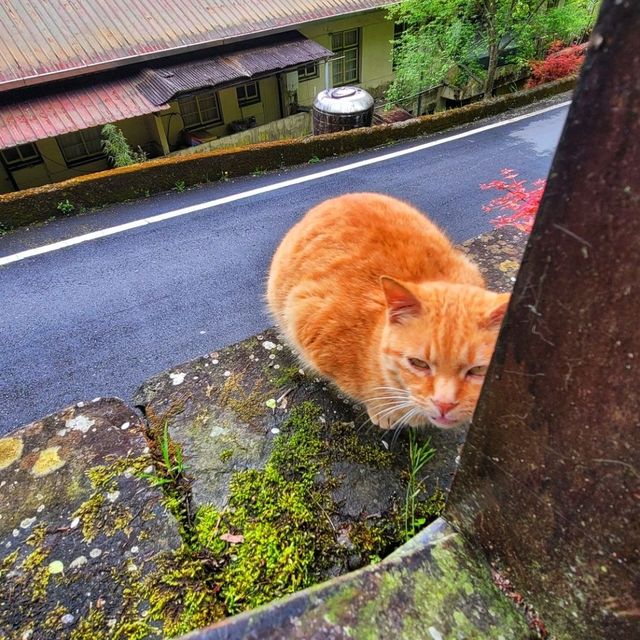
[0,32,332,149]
[0,0,395,91]
[138,32,332,105]
[0,75,169,150]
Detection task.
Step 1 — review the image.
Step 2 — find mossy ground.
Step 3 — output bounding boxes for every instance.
[126,401,445,637]
[1,395,444,639]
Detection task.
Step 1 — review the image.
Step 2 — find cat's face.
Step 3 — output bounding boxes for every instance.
[379,278,509,429]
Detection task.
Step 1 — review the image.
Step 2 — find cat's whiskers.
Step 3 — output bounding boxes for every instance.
[375,400,415,421]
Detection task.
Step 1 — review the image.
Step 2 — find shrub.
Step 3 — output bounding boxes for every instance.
[526,42,586,88]
[101,124,147,167]
[56,199,75,215]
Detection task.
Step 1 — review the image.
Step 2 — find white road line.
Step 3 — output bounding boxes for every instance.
[0,100,570,267]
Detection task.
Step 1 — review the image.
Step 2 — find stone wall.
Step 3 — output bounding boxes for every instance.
[171,113,312,157]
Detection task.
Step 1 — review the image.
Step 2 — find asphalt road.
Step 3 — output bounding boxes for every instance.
[0,98,569,434]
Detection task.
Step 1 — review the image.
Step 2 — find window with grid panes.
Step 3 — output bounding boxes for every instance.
[57,127,104,166]
[178,90,223,129]
[236,82,261,107]
[0,142,42,170]
[331,29,360,86]
[297,62,319,81]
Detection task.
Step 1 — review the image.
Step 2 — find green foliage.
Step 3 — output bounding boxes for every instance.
[56,199,74,215]
[308,155,321,164]
[141,422,185,488]
[174,179,187,192]
[403,429,437,540]
[101,124,147,167]
[386,0,598,103]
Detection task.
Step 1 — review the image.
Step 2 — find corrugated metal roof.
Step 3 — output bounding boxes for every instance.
[0,32,332,149]
[0,0,395,90]
[138,32,333,105]
[0,76,168,150]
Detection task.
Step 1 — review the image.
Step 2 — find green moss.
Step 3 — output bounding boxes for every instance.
[121,400,442,637]
[0,549,19,579]
[396,537,531,640]
[217,373,268,423]
[416,487,447,523]
[72,490,134,542]
[86,455,151,491]
[143,548,226,637]
[323,585,360,625]
[349,518,403,563]
[43,604,68,632]
[69,608,109,640]
[268,364,302,388]
[219,449,233,463]
[22,524,52,602]
[328,421,394,468]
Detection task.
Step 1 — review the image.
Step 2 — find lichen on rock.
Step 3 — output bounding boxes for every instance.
[0,436,23,470]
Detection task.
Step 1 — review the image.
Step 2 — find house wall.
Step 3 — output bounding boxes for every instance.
[0,114,166,193]
[161,76,282,151]
[298,9,394,106]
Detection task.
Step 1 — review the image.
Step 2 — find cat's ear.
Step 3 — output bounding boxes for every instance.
[380,277,421,323]
[483,293,511,329]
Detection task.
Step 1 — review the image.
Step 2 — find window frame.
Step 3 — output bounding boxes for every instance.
[177,89,224,130]
[0,142,43,170]
[297,62,319,82]
[235,81,261,107]
[57,127,105,167]
[330,28,361,86]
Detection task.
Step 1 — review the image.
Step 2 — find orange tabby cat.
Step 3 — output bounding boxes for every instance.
[266,193,509,429]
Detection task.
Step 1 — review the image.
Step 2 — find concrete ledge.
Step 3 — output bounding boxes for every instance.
[0,76,576,230]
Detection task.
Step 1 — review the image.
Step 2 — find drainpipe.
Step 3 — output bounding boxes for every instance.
[325,58,332,93]
[276,72,285,118]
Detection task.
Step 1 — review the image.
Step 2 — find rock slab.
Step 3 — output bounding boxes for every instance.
[0,398,181,639]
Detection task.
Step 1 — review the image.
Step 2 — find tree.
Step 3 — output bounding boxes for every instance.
[387,0,598,104]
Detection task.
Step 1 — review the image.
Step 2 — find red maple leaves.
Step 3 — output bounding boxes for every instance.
[527,41,586,88]
[480,168,545,233]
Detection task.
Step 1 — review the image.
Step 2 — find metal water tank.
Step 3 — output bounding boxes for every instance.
[312,86,374,135]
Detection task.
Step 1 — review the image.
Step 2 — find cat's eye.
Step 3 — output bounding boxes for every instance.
[408,358,431,371]
[467,365,488,377]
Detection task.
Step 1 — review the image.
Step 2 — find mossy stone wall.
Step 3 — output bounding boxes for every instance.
[0,76,576,231]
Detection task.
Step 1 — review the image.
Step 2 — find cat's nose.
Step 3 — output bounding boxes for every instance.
[433,400,458,416]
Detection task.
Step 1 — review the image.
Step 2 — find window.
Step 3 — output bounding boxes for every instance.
[57,127,104,166]
[297,62,319,82]
[392,22,408,70]
[178,90,223,129]
[0,142,42,170]
[331,28,360,86]
[236,82,261,107]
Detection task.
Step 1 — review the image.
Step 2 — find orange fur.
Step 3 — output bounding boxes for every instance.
[266,193,509,429]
